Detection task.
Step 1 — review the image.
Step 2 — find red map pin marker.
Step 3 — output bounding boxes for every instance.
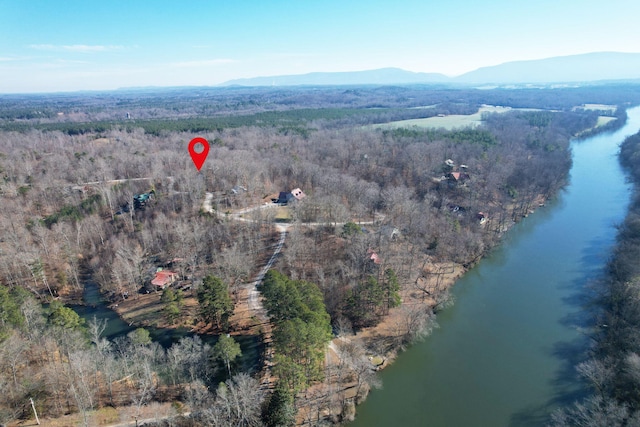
[188,137,210,171]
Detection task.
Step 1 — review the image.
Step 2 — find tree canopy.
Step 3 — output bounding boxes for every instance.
[48,300,84,330]
[344,268,401,329]
[261,270,331,393]
[0,285,26,340]
[213,334,242,377]
[197,275,234,331]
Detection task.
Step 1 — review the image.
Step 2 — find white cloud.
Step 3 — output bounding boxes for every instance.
[170,58,236,68]
[0,56,28,62]
[29,44,124,53]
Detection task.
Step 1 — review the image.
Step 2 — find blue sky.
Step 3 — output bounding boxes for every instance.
[1,0,639,93]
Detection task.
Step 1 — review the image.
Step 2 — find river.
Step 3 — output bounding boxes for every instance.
[351,106,640,426]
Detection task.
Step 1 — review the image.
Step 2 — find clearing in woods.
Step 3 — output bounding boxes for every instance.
[375,105,518,130]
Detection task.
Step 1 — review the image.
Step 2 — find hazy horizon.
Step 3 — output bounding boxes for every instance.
[2,0,640,93]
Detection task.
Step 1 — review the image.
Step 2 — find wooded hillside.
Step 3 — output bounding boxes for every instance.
[0,85,637,425]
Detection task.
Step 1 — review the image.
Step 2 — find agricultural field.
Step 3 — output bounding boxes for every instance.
[373,105,517,130]
[596,115,617,127]
[373,103,619,133]
[580,103,618,112]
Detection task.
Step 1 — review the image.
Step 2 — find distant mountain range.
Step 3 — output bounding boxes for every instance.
[221,52,640,86]
[222,68,450,86]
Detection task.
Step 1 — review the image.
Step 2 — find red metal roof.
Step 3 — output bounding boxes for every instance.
[152,270,177,287]
[367,248,381,264]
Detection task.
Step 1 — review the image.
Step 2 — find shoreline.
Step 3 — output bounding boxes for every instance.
[33,194,548,427]
[294,200,545,425]
[51,199,543,426]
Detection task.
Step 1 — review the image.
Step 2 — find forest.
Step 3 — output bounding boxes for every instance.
[1,83,639,426]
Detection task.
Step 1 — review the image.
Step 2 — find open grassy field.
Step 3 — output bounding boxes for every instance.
[373,104,613,132]
[580,103,618,112]
[274,206,292,221]
[574,115,618,137]
[596,116,617,127]
[373,105,514,130]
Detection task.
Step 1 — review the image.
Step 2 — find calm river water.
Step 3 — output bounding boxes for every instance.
[351,106,640,427]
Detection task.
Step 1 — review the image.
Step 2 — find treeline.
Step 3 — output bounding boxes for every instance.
[260,270,332,426]
[552,130,640,425]
[576,107,629,138]
[0,106,462,136]
[4,83,640,129]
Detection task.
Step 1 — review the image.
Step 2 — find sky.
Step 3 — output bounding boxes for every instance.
[1,0,639,93]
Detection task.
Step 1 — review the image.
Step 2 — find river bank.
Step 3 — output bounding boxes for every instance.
[347,106,640,426]
[67,176,556,427]
[551,126,640,423]
[295,200,546,424]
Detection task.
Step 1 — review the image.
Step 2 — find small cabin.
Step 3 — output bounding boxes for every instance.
[367,248,381,265]
[151,269,178,290]
[272,188,306,205]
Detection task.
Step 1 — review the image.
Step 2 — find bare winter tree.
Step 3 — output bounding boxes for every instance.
[336,338,381,404]
[215,373,265,427]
